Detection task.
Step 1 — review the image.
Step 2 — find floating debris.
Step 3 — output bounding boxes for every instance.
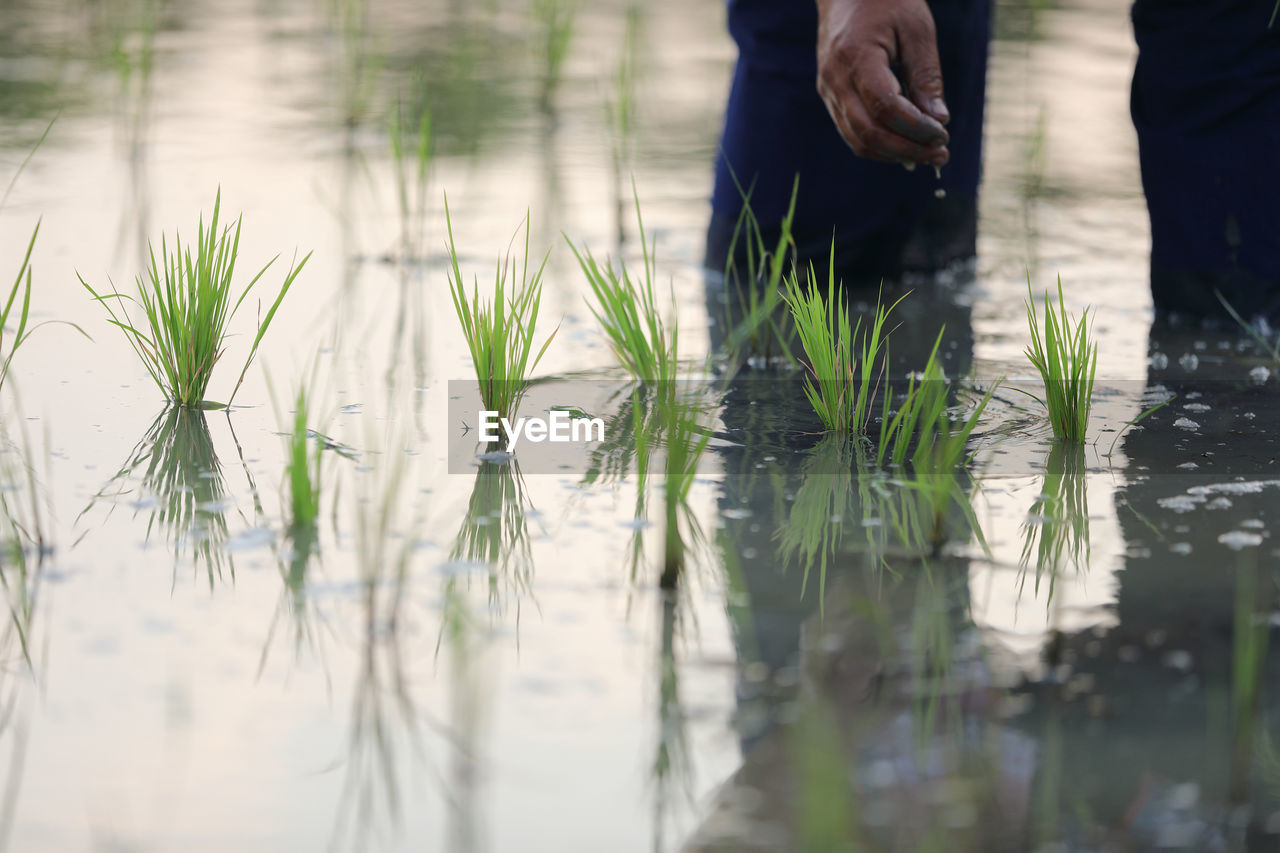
[1173,417,1200,431]
[1178,353,1199,371]
[1218,530,1264,550]
[1250,365,1271,384]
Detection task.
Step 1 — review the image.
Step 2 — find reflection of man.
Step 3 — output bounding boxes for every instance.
[708,0,1280,323]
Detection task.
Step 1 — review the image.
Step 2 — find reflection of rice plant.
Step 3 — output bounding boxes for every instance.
[783,253,902,434]
[1019,444,1089,590]
[566,189,676,383]
[332,451,426,852]
[778,435,864,603]
[79,190,311,408]
[722,176,798,367]
[532,0,577,113]
[0,424,48,672]
[88,407,234,586]
[446,200,557,431]
[1024,275,1096,443]
[0,420,48,853]
[449,457,540,614]
[656,388,709,591]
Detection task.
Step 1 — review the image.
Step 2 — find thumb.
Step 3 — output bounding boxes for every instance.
[899,15,948,124]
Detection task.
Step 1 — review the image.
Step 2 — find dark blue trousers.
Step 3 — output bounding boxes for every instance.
[709,0,1280,321]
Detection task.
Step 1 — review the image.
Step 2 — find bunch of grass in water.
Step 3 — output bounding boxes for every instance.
[566,189,677,384]
[782,247,902,435]
[721,176,799,367]
[79,190,310,408]
[282,385,323,531]
[446,198,557,427]
[878,329,996,471]
[1024,275,1096,443]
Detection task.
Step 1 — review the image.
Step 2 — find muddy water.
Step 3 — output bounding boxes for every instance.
[0,0,1277,851]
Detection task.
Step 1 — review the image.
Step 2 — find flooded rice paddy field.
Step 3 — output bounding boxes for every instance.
[2,0,1279,850]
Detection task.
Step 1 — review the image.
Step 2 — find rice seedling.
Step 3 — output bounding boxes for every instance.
[389,95,432,260]
[79,190,311,408]
[606,4,642,247]
[1024,275,1096,443]
[1216,289,1280,364]
[565,188,677,384]
[446,198,557,438]
[721,176,799,368]
[878,332,998,473]
[782,248,903,435]
[532,0,577,113]
[1,117,84,393]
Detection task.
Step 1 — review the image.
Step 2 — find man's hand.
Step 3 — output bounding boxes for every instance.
[816,0,951,167]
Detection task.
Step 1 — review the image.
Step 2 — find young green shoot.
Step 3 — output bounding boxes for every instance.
[1024,275,1096,443]
[782,247,903,435]
[1,116,85,392]
[722,174,799,367]
[532,0,577,113]
[79,190,310,408]
[445,197,557,434]
[389,94,432,259]
[565,188,676,384]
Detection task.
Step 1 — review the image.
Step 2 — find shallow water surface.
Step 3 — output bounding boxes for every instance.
[1,1,1279,851]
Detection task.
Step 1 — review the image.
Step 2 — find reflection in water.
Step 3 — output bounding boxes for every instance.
[448,457,538,614]
[0,419,47,853]
[332,450,434,852]
[607,3,644,253]
[1019,442,1089,594]
[83,407,236,587]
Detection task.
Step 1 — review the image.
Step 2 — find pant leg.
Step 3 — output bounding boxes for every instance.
[707,0,992,286]
[1131,0,1280,322]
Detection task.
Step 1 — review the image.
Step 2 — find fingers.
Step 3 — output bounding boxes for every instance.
[898,12,948,124]
[818,49,950,166]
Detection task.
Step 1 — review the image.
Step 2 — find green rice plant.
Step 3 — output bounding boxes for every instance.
[1,117,84,393]
[721,175,799,368]
[268,374,328,534]
[389,94,432,260]
[446,199,557,433]
[878,333,998,474]
[532,0,577,113]
[79,190,311,408]
[1024,275,1096,443]
[565,188,676,384]
[0,226,41,396]
[782,248,903,435]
